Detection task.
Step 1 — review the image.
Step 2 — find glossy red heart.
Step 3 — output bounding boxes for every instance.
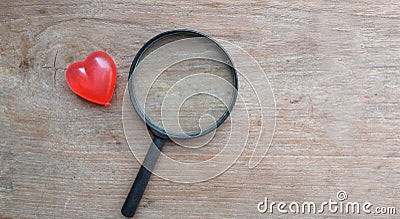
[66,51,116,106]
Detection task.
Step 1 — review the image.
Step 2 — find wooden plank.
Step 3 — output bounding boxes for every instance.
[1,0,399,218]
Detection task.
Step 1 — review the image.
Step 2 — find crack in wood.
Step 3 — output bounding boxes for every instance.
[53,50,59,87]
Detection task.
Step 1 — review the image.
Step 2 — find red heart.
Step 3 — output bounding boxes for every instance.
[66,51,117,106]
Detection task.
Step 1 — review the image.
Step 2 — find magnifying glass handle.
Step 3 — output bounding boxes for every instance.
[121,137,165,217]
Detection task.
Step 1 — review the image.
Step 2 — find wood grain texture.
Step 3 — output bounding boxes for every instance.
[1,0,399,218]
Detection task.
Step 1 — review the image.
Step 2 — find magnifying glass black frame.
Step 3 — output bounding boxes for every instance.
[121,29,238,217]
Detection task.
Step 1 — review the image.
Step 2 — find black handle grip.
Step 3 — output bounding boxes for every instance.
[121,137,165,217]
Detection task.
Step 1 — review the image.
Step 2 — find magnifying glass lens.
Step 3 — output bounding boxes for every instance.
[131,33,236,138]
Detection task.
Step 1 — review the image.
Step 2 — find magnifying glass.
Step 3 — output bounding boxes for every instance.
[121,30,238,217]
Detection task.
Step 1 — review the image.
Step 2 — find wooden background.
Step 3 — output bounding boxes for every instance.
[1,0,399,218]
